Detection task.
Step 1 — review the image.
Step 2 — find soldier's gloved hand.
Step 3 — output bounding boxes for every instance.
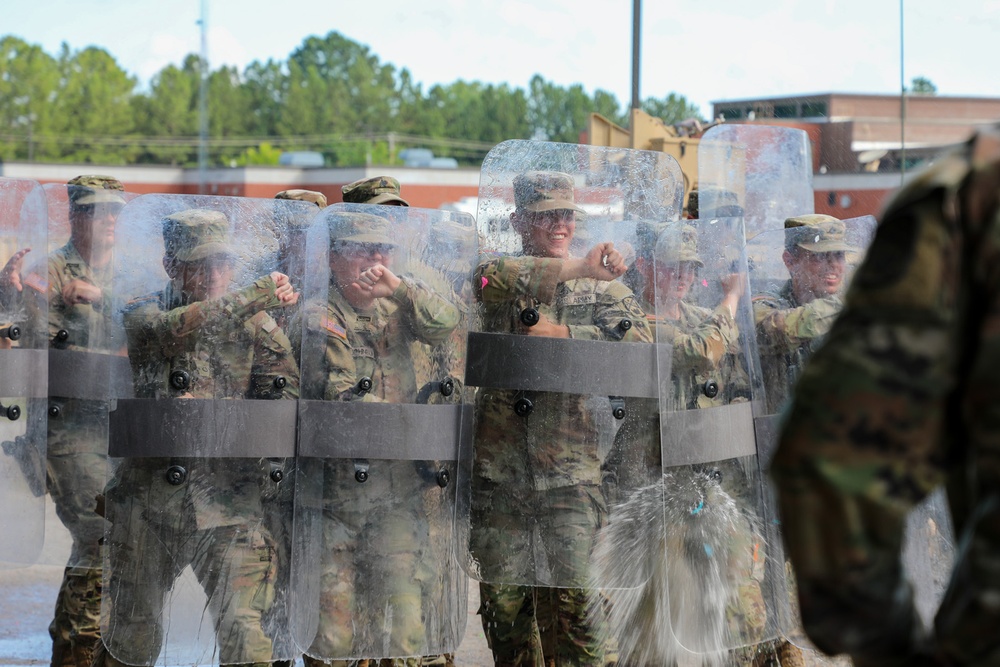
[0,248,30,293]
[62,278,102,306]
[269,271,299,305]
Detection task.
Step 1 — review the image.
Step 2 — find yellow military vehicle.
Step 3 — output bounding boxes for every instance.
[587,108,729,217]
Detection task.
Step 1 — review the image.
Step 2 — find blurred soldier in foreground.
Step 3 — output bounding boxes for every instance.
[297,210,460,667]
[342,176,410,207]
[46,175,125,667]
[97,208,299,667]
[773,126,1000,666]
[470,170,651,666]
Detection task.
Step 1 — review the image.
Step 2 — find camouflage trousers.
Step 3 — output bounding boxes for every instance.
[48,566,102,667]
[101,512,277,666]
[93,640,276,667]
[47,405,108,667]
[304,462,436,661]
[471,483,606,667]
[303,657,421,667]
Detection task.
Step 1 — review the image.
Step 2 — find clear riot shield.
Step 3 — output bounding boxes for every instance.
[0,177,48,566]
[292,203,471,661]
[698,124,814,239]
[460,139,682,590]
[747,215,876,650]
[652,218,777,655]
[101,194,305,666]
[37,182,134,571]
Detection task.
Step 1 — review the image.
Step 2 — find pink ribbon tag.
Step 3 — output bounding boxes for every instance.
[481,277,489,288]
[701,279,709,287]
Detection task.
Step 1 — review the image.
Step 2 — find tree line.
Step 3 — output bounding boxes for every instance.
[0,31,702,167]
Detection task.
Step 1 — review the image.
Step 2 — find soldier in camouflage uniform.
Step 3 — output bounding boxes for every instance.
[342,176,410,207]
[96,208,300,667]
[772,124,1000,667]
[339,184,467,667]
[470,171,652,667]
[750,215,857,667]
[298,211,459,667]
[41,175,125,667]
[618,222,768,663]
[753,215,854,414]
[267,189,326,665]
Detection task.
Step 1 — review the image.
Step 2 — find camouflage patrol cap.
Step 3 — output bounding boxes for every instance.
[342,176,409,206]
[513,171,585,214]
[784,214,856,253]
[162,209,233,263]
[662,223,705,267]
[275,189,328,208]
[67,174,126,207]
[327,211,396,246]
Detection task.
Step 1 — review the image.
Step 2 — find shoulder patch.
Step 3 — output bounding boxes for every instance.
[23,272,47,293]
[124,293,161,312]
[322,316,348,342]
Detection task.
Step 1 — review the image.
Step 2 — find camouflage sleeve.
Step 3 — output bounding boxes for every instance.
[47,254,67,339]
[247,312,300,400]
[669,305,739,375]
[123,276,284,354]
[567,280,653,343]
[753,294,842,353]
[474,256,562,305]
[316,308,358,402]
[771,152,975,664]
[391,277,460,347]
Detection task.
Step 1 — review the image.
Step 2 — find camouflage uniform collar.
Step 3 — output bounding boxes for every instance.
[62,240,110,277]
[163,281,185,309]
[777,279,802,308]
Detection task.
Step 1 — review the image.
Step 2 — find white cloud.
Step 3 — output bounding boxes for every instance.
[207,26,248,69]
[136,33,194,81]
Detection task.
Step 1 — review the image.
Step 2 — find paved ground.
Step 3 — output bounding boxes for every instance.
[0,497,494,667]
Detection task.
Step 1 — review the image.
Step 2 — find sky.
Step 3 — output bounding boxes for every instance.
[5,0,1000,118]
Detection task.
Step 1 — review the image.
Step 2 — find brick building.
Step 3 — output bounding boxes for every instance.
[713,92,1000,218]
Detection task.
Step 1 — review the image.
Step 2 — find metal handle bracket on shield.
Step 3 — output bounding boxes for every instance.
[0,324,21,340]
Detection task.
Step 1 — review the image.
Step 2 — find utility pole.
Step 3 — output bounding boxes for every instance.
[899,0,906,184]
[198,0,209,194]
[631,0,641,116]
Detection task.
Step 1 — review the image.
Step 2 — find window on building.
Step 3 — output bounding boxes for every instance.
[774,104,797,118]
[802,101,828,118]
